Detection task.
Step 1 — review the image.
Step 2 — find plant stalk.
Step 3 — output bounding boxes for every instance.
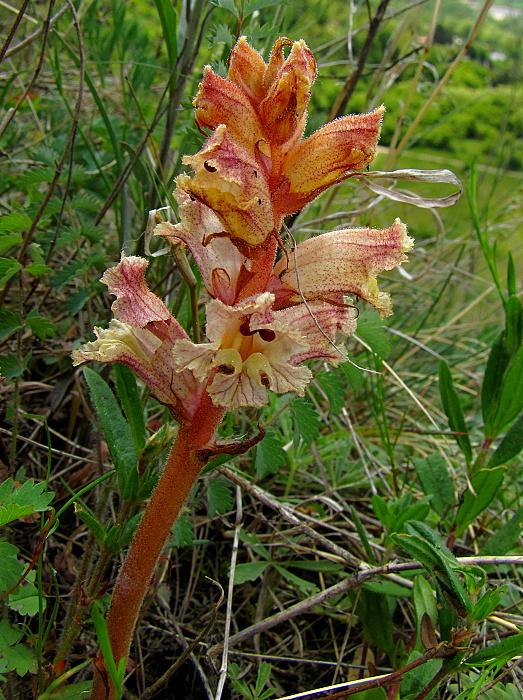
[89,397,224,700]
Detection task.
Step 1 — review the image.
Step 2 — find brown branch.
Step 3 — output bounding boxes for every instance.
[327,0,392,122]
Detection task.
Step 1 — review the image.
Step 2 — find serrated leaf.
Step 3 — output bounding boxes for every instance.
[18,166,55,187]
[7,575,44,616]
[0,212,32,232]
[0,641,36,676]
[0,310,23,341]
[489,412,523,467]
[26,314,56,340]
[234,561,268,584]
[0,542,24,596]
[70,193,102,212]
[316,369,346,416]
[83,368,139,501]
[0,232,22,253]
[171,515,194,547]
[210,23,235,47]
[455,467,506,536]
[290,397,320,446]
[356,311,391,358]
[255,430,287,478]
[211,0,240,18]
[50,259,85,290]
[0,257,22,286]
[439,360,472,464]
[207,477,234,519]
[0,353,25,380]
[0,478,54,512]
[24,263,53,277]
[65,288,92,315]
[415,454,455,517]
[0,504,35,526]
[341,359,365,392]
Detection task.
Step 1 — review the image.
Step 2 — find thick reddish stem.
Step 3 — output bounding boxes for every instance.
[90,396,224,700]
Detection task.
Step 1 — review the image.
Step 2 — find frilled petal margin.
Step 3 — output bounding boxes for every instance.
[171,293,311,410]
[268,218,413,317]
[72,255,201,421]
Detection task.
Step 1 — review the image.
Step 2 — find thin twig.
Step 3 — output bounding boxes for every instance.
[215,485,243,700]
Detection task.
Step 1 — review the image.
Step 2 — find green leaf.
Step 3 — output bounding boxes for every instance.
[0,640,36,677]
[211,0,240,18]
[316,369,346,417]
[0,541,24,596]
[83,368,139,501]
[114,362,146,452]
[489,412,523,467]
[0,257,22,286]
[50,259,85,290]
[207,477,234,519]
[0,478,54,519]
[0,233,22,253]
[25,313,56,340]
[171,515,195,547]
[400,652,441,700]
[455,467,506,536]
[75,504,106,546]
[471,585,506,622]
[154,0,178,68]
[341,359,365,393]
[480,506,523,556]
[275,564,319,595]
[439,360,472,464]
[7,575,44,617]
[0,212,32,232]
[356,588,394,655]
[462,633,523,667]
[255,430,287,478]
[413,575,438,651]
[491,346,523,434]
[504,295,522,356]
[254,661,273,698]
[18,166,55,187]
[393,522,471,615]
[357,311,391,359]
[91,602,124,694]
[65,288,92,315]
[507,253,516,297]
[0,310,23,341]
[287,559,343,575]
[415,454,455,517]
[482,333,511,434]
[290,398,320,446]
[234,561,269,584]
[0,353,25,380]
[24,263,53,277]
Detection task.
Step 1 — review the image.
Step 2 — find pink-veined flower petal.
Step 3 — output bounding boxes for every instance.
[269,219,413,317]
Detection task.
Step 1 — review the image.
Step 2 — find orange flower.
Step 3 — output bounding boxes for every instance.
[178,36,383,251]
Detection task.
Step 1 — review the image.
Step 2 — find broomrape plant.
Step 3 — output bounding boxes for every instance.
[71,37,460,699]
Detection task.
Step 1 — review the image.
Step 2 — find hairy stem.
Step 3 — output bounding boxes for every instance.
[89,397,224,700]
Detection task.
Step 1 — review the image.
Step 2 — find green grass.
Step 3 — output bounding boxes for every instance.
[0,0,522,698]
